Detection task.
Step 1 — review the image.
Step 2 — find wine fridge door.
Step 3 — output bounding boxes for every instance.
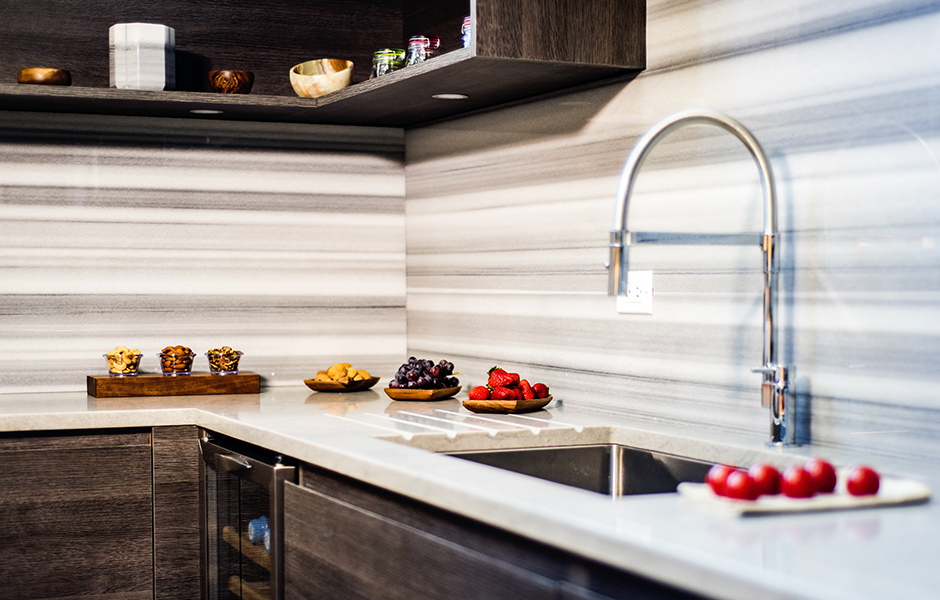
[200,431,296,600]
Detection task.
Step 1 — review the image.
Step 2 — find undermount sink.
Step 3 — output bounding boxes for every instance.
[447,444,713,498]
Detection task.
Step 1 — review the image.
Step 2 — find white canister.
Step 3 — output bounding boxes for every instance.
[109,23,175,90]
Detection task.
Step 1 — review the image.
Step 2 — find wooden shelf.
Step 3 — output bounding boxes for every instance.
[0,0,644,128]
[0,49,637,127]
[222,525,271,571]
[228,575,270,600]
[86,372,261,398]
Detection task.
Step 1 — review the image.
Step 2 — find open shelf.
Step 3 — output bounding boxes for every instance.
[0,0,644,128]
[0,48,637,127]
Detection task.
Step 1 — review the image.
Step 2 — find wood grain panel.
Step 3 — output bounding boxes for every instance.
[0,0,403,94]
[283,480,558,600]
[0,431,153,600]
[87,372,261,398]
[474,0,644,66]
[153,425,203,600]
[292,465,700,600]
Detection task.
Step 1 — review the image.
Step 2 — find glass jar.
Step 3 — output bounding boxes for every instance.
[427,36,441,59]
[461,16,472,47]
[370,48,405,78]
[405,36,430,66]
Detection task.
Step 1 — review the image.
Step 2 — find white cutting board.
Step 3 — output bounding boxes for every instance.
[677,477,931,516]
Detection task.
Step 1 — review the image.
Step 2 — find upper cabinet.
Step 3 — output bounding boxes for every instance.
[0,0,644,127]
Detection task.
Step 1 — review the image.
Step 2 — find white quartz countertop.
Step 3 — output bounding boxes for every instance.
[1,386,937,600]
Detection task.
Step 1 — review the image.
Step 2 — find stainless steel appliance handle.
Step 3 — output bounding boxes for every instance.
[215,453,252,472]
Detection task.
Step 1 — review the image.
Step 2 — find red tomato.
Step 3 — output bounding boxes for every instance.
[747,463,781,496]
[781,465,816,498]
[723,470,759,501]
[804,457,837,493]
[846,465,880,496]
[706,464,735,496]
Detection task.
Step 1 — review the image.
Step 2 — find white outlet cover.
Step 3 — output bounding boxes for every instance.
[616,270,653,315]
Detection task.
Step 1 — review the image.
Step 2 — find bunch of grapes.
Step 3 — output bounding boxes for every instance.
[388,357,458,389]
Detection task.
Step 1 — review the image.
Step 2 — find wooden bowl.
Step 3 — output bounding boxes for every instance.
[384,386,461,401]
[17,68,71,86]
[304,376,380,393]
[289,59,353,98]
[462,396,553,414]
[208,70,254,94]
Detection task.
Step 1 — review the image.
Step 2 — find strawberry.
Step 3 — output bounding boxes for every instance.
[490,386,514,400]
[519,379,536,400]
[487,367,515,388]
[532,383,550,398]
[509,372,520,386]
[468,386,490,400]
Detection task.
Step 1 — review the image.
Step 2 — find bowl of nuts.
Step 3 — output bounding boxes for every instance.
[104,346,142,376]
[159,345,195,376]
[207,346,243,374]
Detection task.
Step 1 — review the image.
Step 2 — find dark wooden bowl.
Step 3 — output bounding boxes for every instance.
[208,70,254,94]
[17,68,71,86]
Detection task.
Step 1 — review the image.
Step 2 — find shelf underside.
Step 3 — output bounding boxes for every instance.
[0,53,638,128]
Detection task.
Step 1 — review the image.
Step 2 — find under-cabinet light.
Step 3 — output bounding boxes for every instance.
[432,93,469,100]
[190,109,224,115]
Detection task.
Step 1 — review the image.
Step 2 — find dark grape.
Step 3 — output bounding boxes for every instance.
[389,380,400,388]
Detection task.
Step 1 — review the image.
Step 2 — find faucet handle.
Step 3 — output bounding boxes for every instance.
[752,364,788,408]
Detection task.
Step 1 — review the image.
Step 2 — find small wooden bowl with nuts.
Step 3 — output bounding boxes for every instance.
[158,345,195,376]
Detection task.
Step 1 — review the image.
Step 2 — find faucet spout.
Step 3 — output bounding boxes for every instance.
[608,109,795,445]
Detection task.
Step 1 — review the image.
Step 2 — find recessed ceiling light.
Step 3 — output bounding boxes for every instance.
[432,93,469,100]
[190,109,224,115]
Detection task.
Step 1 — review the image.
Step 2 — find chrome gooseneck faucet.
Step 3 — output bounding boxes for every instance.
[607,109,795,446]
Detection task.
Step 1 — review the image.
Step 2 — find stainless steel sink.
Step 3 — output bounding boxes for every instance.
[447,444,713,497]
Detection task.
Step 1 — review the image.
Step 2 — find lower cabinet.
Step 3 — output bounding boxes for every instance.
[0,426,202,600]
[0,430,154,600]
[285,465,701,600]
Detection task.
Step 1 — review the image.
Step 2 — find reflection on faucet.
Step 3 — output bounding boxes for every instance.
[607,109,795,445]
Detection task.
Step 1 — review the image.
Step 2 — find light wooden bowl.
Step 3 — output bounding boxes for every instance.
[17,68,71,86]
[462,396,552,414]
[304,376,380,393]
[384,385,461,401]
[289,59,353,98]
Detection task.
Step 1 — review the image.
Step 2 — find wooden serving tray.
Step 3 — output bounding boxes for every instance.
[462,396,552,414]
[87,372,261,398]
[304,376,380,393]
[384,386,461,401]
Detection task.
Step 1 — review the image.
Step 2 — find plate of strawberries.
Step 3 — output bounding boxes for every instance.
[463,366,553,414]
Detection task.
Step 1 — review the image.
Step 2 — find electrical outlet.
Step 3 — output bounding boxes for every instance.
[616,270,653,315]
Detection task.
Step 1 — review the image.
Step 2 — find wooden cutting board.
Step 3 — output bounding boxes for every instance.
[677,477,931,516]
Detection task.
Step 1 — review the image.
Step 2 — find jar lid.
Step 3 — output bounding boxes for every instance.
[374,48,405,58]
[408,35,430,46]
[427,36,441,49]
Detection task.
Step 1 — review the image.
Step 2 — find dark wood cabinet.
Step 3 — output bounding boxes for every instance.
[285,464,702,600]
[0,0,644,127]
[153,425,203,600]
[0,425,202,600]
[0,430,154,600]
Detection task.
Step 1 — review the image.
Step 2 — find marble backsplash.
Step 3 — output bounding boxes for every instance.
[404,0,940,460]
[0,113,407,392]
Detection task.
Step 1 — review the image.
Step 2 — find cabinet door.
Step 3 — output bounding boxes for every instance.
[153,425,202,600]
[0,431,153,600]
[284,480,558,600]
